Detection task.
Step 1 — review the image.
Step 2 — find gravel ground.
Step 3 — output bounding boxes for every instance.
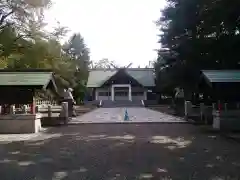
[70,107,186,123]
[0,124,239,180]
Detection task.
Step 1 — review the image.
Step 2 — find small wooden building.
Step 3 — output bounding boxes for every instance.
[199,70,240,104]
[0,69,58,104]
[0,69,58,133]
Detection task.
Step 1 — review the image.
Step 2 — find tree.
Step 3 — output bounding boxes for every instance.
[0,0,51,32]
[0,0,52,57]
[155,0,240,94]
[159,0,240,69]
[0,1,91,102]
[93,58,119,69]
[154,49,183,95]
[63,33,90,78]
[62,33,91,102]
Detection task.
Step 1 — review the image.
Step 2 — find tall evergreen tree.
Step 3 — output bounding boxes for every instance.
[155,0,240,93]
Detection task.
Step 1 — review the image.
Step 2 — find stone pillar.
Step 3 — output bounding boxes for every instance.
[200,103,205,122]
[61,102,68,124]
[129,85,132,101]
[35,105,39,113]
[144,90,147,100]
[224,103,227,111]
[10,105,15,114]
[23,105,28,114]
[48,105,52,118]
[212,103,216,110]
[95,90,98,101]
[184,101,192,120]
[111,86,114,101]
[213,110,220,130]
[217,100,221,111]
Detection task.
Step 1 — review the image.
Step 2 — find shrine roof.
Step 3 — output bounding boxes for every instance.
[0,69,57,91]
[87,68,155,87]
[202,70,240,83]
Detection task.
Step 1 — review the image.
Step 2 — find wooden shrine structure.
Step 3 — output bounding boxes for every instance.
[0,69,58,133]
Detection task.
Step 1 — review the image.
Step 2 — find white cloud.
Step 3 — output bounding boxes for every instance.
[45,0,166,67]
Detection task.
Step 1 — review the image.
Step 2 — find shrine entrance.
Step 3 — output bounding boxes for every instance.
[111,84,131,101]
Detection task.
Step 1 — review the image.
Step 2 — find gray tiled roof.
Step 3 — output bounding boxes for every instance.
[0,71,53,86]
[87,68,155,87]
[202,70,240,83]
[126,69,155,87]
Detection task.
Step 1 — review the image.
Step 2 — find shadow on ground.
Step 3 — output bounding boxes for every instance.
[0,124,239,180]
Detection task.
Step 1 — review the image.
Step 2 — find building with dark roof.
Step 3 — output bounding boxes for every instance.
[87,68,155,101]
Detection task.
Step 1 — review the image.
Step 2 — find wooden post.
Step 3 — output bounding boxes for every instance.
[30,97,36,114]
[10,105,15,114]
[48,105,52,118]
[237,103,240,109]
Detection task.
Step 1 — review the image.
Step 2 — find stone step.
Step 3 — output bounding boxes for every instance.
[101,100,143,108]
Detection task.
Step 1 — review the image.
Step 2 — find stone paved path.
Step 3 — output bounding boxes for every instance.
[0,124,240,180]
[70,107,186,124]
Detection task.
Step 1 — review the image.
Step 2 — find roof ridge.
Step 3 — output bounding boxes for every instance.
[89,68,154,71]
[126,68,154,71]
[89,68,116,71]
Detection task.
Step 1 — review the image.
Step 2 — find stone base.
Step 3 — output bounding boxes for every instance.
[0,114,42,134]
[41,117,67,126]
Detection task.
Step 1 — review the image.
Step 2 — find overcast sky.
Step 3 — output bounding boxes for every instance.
[45,0,166,67]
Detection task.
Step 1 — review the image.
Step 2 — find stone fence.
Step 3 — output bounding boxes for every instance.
[184,101,211,122]
[185,101,240,131]
[30,100,58,107]
[212,110,240,131]
[0,102,69,134]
